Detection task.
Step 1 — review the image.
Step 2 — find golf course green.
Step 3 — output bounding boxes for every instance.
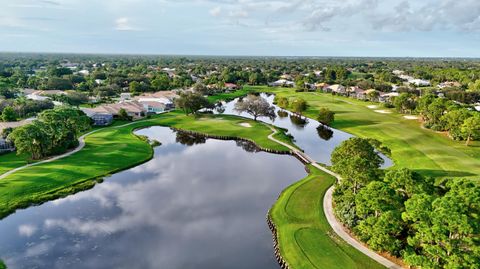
[270,166,385,269]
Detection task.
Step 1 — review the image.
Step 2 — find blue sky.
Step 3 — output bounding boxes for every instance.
[0,0,479,57]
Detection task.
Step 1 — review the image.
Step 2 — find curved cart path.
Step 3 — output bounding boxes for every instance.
[267,125,403,269]
[0,120,151,180]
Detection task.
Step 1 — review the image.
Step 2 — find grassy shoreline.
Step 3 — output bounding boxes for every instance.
[269,166,385,269]
[0,111,296,220]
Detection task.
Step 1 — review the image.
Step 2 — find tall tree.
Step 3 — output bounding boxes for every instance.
[175,92,213,115]
[317,107,335,126]
[461,114,480,146]
[234,94,275,121]
[331,137,383,194]
[8,121,50,159]
[291,98,307,116]
[1,106,17,122]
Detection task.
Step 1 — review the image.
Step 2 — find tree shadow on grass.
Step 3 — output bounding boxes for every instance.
[333,119,378,129]
[415,169,477,178]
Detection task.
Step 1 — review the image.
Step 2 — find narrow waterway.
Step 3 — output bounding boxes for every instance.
[220,93,393,167]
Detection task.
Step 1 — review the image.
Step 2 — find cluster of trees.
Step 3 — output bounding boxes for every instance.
[175,92,213,115]
[393,93,480,145]
[0,98,54,122]
[275,96,308,116]
[8,108,90,159]
[331,138,480,268]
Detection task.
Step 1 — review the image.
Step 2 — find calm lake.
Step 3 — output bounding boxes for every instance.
[0,93,391,268]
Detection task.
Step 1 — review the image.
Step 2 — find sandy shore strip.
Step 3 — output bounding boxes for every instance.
[374,110,392,114]
[239,122,252,127]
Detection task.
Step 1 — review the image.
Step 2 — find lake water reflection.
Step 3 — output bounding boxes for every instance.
[220,93,393,167]
[0,127,306,269]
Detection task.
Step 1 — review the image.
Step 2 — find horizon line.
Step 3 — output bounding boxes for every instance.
[0,51,479,60]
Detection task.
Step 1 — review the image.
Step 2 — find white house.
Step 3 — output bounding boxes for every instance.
[328,84,346,94]
[269,79,295,87]
[411,79,431,87]
[78,70,90,76]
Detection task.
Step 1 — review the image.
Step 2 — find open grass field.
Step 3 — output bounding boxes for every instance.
[270,166,385,269]
[0,111,295,220]
[207,87,255,103]
[250,86,480,179]
[0,152,31,175]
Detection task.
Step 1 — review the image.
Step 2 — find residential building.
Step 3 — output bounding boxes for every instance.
[89,101,146,119]
[438,81,462,89]
[380,92,399,102]
[268,79,295,87]
[92,113,113,126]
[81,108,113,126]
[347,86,366,98]
[314,83,330,91]
[0,138,14,153]
[327,84,346,94]
[140,101,168,114]
[224,83,239,91]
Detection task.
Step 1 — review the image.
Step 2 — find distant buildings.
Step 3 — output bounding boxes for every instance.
[393,70,431,86]
[269,79,295,87]
[224,83,239,91]
[327,84,346,94]
[81,90,177,125]
[438,81,462,89]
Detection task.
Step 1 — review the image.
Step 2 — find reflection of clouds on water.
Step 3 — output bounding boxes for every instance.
[25,242,54,258]
[18,224,37,237]
[0,130,305,269]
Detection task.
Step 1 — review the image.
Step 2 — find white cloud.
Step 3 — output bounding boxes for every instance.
[18,224,37,237]
[114,17,140,31]
[209,6,221,17]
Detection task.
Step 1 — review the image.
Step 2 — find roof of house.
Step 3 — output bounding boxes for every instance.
[136,91,178,100]
[137,97,172,104]
[35,90,66,96]
[0,118,35,133]
[92,101,145,115]
[139,101,167,109]
[381,92,400,97]
[224,83,238,88]
[328,84,346,92]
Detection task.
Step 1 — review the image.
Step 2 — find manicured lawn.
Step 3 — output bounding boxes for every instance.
[250,86,480,179]
[0,152,31,175]
[270,166,385,269]
[207,88,254,103]
[0,111,295,219]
